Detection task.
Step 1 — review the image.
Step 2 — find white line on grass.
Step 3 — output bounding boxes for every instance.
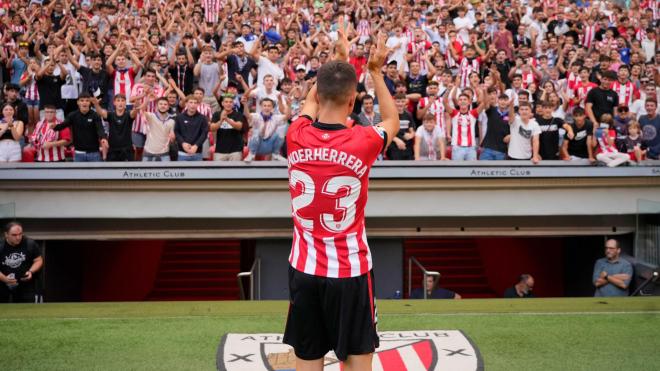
[0,311,659,321]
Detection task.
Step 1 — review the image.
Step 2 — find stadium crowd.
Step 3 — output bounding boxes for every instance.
[0,0,658,164]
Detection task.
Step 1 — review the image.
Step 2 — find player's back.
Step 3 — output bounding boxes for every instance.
[286,115,386,279]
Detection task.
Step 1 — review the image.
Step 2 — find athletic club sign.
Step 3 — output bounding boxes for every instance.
[217,331,483,370]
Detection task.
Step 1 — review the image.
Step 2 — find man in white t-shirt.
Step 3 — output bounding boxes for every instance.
[508,102,542,163]
[386,26,408,67]
[251,43,284,87]
[453,7,475,45]
[249,74,281,114]
[414,113,446,160]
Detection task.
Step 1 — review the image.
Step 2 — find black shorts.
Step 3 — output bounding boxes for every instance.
[283,266,379,362]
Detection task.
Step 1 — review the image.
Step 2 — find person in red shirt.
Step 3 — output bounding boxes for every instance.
[349,43,368,79]
[283,19,399,371]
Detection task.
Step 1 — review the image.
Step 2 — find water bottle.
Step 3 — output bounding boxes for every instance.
[394,290,401,299]
[6,273,18,290]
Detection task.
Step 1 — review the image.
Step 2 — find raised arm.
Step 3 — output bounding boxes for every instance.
[369,34,399,148]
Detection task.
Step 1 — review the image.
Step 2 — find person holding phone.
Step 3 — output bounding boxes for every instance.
[0,221,43,303]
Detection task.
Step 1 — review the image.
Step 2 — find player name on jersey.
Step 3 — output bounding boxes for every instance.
[287,147,369,178]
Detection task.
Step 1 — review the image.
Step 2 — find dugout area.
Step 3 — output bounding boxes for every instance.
[39,234,635,302]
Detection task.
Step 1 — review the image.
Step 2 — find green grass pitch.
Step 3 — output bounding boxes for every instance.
[1,297,659,370]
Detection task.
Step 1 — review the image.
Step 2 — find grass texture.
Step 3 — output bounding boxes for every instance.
[0,297,658,370]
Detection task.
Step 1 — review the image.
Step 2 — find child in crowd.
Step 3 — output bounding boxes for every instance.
[624,121,645,163]
[594,113,631,167]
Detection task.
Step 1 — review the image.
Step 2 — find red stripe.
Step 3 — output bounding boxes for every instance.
[357,228,369,275]
[412,340,434,369]
[376,347,406,371]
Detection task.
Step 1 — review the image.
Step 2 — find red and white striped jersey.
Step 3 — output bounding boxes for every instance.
[29,118,70,162]
[22,71,39,101]
[130,83,165,134]
[566,72,579,91]
[286,115,386,278]
[458,56,481,88]
[407,40,432,72]
[611,80,639,107]
[357,19,371,38]
[521,71,536,90]
[197,102,213,120]
[261,15,273,31]
[635,28,647,41]
[445,39,464,68]
[449,109,478,147]
[573,81,597,107]
[112,68,137,102]
[582,24,597,49]
[202,0,222,23]
[418,96,446,136]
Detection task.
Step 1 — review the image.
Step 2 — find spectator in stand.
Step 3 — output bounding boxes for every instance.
[0,221,43,303]
[210,94,247,161]
[54,93,107,162]
[385,93,415,160]
[243,96,289,162]
[141,97,175,162]
[536,100,574,160]
[414,113,446,161]
[28,105,70,162]
[1,84,28,128]
[561,107,594,162]
[480,92,513,161]
[503,274,535,298]
[508,102,542,163]
[444,87,488,161]
[625,121,645,162]
[92,94,137,161]
[0,103,24,162]
[410,275,461,299]
[640,99,660,160]
[174,95,208,162]
[357,95,381,127]
[586,71,619,128]
[595,113,632,167]
[0,0,656,166]
[35,53,67,122]
[593,239,633,297]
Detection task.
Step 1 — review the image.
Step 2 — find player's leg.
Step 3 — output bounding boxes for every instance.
[295,357,324,371]
[343,353,374,371]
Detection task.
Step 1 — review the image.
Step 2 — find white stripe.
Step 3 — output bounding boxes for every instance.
[323,237,339,278]
[361,226,372,271]
[397,344,427,370]
[289,228,300,266]
[303,231,316,275]
[372,353,385,371]
[346,232,361,277]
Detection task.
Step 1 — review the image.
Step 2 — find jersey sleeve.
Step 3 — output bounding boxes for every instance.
[364,125,388,154]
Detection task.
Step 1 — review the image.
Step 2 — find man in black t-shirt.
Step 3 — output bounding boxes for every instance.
[54,93,107,162]
[586,70,619,125]
[93,94,137,161]
[386,94,415,160]
[0,221,43,303]
[69,53,109,108]
[210,94,247,161]
[480,92,512,160]
[36,57,67,120]
[561,108,594,162]
[535,101,573,160]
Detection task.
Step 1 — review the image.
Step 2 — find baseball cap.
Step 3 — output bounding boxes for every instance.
[295,64,307,72]
[601,71,617,80]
